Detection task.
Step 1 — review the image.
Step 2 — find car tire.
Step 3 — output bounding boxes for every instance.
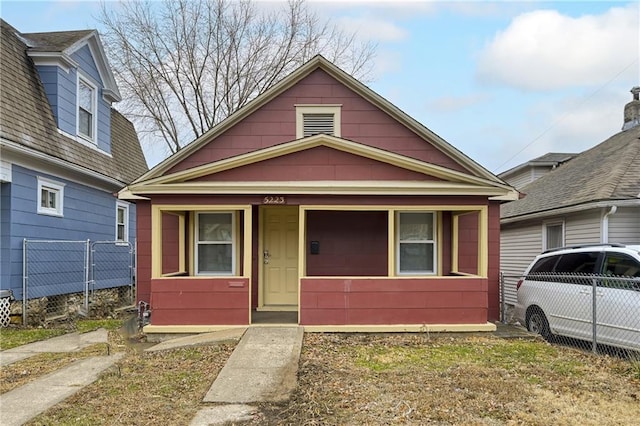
[527,308,551,339]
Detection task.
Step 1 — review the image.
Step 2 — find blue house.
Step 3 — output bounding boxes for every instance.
[0,20,148,320]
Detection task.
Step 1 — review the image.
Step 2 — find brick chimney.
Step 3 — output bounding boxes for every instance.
[622,86,640,130]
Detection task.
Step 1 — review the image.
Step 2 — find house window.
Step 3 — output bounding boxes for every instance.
[196,212,234,275]
[295,105,341,139]
[544,222,564,250]
[397,212,436,274]
[116,202,129,242]
[37,177,64,216]
[78,76,97,141]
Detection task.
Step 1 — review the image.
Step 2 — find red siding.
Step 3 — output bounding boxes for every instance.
[300,278,488,325]
[487,202,501,321]
[136,201,152,305]
[168,69,469,175]
[150,278,249,325]
[192,146,442,182]
[457,213,479,275]
[306,211,388,276]
[161,212,181,275]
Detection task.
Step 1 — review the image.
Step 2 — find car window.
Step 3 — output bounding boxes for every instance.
[602,253,640,277]
[554,252,598,274]
[530,255,558,273]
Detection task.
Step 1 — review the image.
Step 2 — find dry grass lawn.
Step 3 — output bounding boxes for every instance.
[2,323,638,425]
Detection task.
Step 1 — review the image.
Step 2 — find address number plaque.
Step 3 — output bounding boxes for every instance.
[263,196,286,204]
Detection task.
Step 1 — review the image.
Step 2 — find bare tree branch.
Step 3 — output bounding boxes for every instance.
[98,0,377,156]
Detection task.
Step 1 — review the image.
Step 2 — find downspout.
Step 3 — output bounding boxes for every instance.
[601,206,617,243]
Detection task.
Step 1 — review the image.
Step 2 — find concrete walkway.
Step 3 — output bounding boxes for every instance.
[1,328,109,366]
[0,328,120,426]
[192,326,304,426]
[0,353,124,426]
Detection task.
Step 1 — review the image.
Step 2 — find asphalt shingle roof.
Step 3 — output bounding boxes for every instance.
[501,126,640,219]
[0,19,147,186]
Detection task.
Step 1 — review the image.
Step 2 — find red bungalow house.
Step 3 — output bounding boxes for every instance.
[119,56,517,335]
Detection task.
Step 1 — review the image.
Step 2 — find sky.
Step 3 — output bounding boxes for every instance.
[1,0,638,173]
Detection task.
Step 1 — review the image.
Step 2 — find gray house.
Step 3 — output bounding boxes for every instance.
[0,20,148,320]
[500,89,640,307]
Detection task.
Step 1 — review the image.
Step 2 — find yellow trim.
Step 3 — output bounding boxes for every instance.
[452,214,459,272]
[129,134,513,190]
[295,105,342,138]
[151,207,162,278]
[303,322,497,333]
[142,323,496,335]
[143,325,248,334]
[298,206,306,317]
[151,205,252,279]
[387,211,395,276]
[257,207,265,309]
[479,206,488,277]
[437,211,443,273]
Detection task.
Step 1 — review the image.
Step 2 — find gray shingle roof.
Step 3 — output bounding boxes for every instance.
[20,29,94,51]
[0,19,147,186]
[501,126,640,219]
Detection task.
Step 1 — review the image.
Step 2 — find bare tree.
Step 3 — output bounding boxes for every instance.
[98,0,377,155]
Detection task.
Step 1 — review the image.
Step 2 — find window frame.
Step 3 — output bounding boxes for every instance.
[543,221,564,251]
[195,211,236,276]
[77,74,98,143]
[116,201,129,242]
[295,105,341,139]
[37,177,64,217]
[396,211,437,275]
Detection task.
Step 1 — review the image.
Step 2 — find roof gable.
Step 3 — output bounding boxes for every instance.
[501,126,640,221]
[122,134,516,200]
[0,19,147,186]
[22,28,120,102]
[135,55,503,185]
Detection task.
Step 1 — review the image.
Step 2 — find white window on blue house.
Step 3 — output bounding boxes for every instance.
[116,202,129,242]
[78,76,97,142]
[37,177,64,216]
[397,212,436,275]
[196,212,234,275]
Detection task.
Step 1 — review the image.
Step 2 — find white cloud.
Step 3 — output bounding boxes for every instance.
[334,15,408,42]
[426,93,490,113]
[476,4,640,91]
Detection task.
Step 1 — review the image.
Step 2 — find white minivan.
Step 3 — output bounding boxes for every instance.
[515,244,640,351]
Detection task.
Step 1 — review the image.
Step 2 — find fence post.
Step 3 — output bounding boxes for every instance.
[591,276,598,353]
[500,272,506,324]
[22,238,27,326]
[84,239,91,313]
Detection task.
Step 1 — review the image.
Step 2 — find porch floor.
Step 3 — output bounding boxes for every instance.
[251,311,298,324]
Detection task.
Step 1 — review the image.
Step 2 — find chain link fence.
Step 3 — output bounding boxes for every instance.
[501,272,640,356]
[21,239,135,325]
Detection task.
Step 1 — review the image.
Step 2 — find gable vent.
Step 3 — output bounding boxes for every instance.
[303,113,334,137]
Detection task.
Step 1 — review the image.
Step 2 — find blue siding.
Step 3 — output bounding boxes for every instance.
[5,165,136,299]
[35,66,59,123]
[34,45,112,153]
[57,67,77,135]
[1,183,11,291]
[71,46,111,153]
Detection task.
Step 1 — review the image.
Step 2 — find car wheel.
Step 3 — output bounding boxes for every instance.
[527,308,551,339]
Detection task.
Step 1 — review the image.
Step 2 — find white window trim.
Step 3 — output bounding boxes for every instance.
[295,104,342,139]
[77,73,98,143]
[543,220,565,251]
[37,177,65,217]
[195,212,236,275]
[116,201,129,242]
[396,211,437,275]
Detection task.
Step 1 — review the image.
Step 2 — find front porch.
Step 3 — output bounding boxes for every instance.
[139,198,499,334]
